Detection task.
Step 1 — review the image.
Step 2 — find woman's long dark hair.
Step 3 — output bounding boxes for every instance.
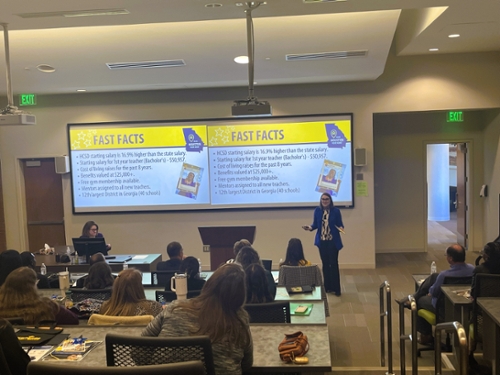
[283,238,307,266]
[81,221,98,237]
[174,263,250,347]
[84,261,114,289]
[245,263,273,303]
[180,256,200,279]
[319,192,334,210]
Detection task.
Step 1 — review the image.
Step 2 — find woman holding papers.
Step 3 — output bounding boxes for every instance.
[303,192,344,296]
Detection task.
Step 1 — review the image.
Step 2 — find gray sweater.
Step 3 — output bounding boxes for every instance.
[141,301,253,375]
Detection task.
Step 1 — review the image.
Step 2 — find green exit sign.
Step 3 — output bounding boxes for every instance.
[447,111,464,122]
[19,94,37,106]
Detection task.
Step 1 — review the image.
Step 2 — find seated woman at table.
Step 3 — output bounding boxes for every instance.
[279,238,312,267]
[142,263,253,375]
[236,246,276,300]
[165,256,205,292]
[0,267,79,325]
[244,263,274,303]
[100,268,162,317]
[20,251,50,289]
[81,221,111,251]
[84,261,115,289]
[471,241,500,296]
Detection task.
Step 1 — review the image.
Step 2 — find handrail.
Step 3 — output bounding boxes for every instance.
[435,321,468,375]
[398,295,418,375]
[379,281,394,375]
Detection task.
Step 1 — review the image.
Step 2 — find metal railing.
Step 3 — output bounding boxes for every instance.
[379,281,394,375]
[398,295,418,375]
[435,321,468,375]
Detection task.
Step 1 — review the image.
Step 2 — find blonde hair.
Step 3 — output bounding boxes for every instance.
[0,267,55,324]
[100,268,146,316]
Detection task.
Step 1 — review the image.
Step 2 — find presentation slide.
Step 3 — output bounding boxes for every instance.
[68,115,353,213]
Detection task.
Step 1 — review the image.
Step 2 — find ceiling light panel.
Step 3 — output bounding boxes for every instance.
[106,60,186,70]
[286,50,367,61]
[16,9,129,18]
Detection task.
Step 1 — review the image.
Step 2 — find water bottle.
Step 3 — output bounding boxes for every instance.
[430,261,437,275]
[198,258,202,274]
[123,263,128,270]
[40,263,47,275]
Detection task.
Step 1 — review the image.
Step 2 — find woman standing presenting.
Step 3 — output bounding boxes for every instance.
[303,192,344,296]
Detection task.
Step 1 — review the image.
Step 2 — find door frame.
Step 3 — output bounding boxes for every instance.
[423,139,472,252]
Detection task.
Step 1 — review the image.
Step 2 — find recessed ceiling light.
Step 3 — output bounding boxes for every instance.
[36,64,55,73]
[234,56,249,64]
[429,48,439,52]
[76,89,87,92]
[448,34,460,38]
[205,3,222,8]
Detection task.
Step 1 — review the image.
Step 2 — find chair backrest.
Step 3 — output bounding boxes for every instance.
[245,301,291,323]
[88,314,154,326]
[27,361,205,375]
[70,288,112,303]
[470,274,500,345]
[261,259,272,271]
[105,333,215,375]
[155,290,201,304]
[151,271,177,288]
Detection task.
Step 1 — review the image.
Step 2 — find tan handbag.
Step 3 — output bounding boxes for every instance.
[278,331,309,362]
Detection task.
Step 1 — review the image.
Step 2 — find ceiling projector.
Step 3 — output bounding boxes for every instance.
[0,113,37,125]
[232,100,272,117]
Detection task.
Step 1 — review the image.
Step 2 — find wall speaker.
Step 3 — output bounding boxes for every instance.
[55,156,70,174]
[354,148,367,166]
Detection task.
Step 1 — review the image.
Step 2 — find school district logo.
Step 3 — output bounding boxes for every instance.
[183,128,204,152]
[325,123,347,149]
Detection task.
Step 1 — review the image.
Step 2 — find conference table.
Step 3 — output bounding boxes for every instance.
[36,253,162,273]
[30,325,331,373]
[440,285,473,330]
[477,298,500,375]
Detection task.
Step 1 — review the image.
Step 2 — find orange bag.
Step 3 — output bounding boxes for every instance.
[278,331,309,362]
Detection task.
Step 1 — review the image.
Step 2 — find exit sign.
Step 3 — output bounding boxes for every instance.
[447,111,463,122]
[19,94,36,106]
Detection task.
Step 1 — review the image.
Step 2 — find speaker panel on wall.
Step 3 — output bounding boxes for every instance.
[354,148,367,166]
[55,156,70,174]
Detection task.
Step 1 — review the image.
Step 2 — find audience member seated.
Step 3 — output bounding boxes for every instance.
[0,267,79,325]
[279,238,312,267]
[165,256,205,292]
[73,252,110,288]
[227,239,252,264]
[156,241,183,271]
[235,246,276,300]
[20,251,50,289]
[0,318,30,375]
[142,263,253,374]
[244,264,274,303]
[0,250,23,287]
[81,220,111,251]
[399,244,473,345]
[471,241,500,297]
[84,262,115,289]
[100,268,162,317]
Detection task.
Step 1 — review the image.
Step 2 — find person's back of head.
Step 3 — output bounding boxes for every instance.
[233,239,251,257]
[245,263,273,303]
[235,246,262,270]
[482,242,500,273]
[446,244,466,263]
[284,238,306,266]
[186,263,249,346]
[0,267,54,324]
[20,251,36,270]
[0,250,23,286]
[84,261,114,289]
[90,252,106,265]
[101,268,145,316]
[167,241,183,259]
[180,256,199,279]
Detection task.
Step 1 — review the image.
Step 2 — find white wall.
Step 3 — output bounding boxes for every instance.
[1,51,500,267]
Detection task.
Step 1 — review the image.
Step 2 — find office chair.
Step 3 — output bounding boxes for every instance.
[105,333,215,375]
[245,301,291,323]
[70,288,112,303]
[88,314,154,326]
[417,275,472,356]
[27,361,205,375]
[278,265,329,316]
[155,290,202,304]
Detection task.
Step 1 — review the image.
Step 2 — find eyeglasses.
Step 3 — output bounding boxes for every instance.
[90,228,98,232]
[321,198,330,201]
